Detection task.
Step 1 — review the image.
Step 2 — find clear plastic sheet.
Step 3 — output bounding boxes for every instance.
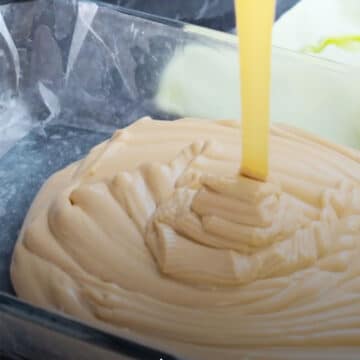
[0,0,182,138]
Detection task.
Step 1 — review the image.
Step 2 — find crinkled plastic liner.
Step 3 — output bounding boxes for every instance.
[0,0,185,140]
[1,0,360,156]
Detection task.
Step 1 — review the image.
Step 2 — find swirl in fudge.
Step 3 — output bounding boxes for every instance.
[11,118,360,360]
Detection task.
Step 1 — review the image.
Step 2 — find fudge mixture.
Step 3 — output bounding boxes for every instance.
[11,118,360,359]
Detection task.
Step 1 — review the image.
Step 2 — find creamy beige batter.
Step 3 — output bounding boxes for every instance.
[11,118,360,359]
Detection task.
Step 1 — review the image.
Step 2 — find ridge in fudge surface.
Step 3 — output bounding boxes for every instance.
[0,125,108,294]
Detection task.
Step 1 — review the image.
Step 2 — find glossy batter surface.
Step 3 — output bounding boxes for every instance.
[11,118,360,359]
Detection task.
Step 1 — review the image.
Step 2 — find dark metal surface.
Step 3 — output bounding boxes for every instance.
[98,0,300,31]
